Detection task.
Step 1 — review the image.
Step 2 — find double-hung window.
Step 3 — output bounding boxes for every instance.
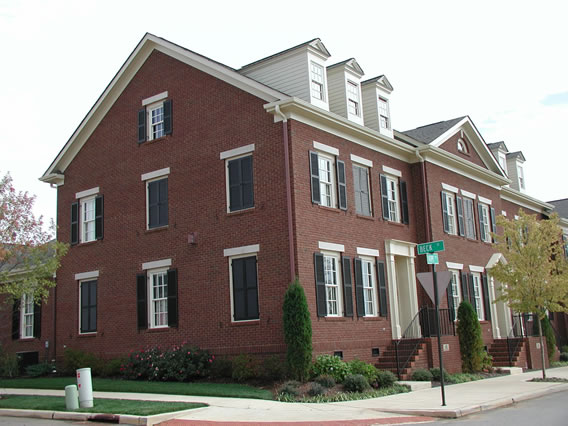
[378,97,390,129]
[80,279,97,333]
[71,188,103,245]
[361,259,377,316]
[323,253,342,316]
[138,92,172,143]
[463,198,476,239]
[449,270,461,321]
[353,164,372,216]
[309,145,347,210]
[442,191,457,235]
[310,62,325,101]
[148,103,165,140]
[149,269,168,328]
[380,171,409,224]
[471,273,484,321]
[81,197,96,242]
[136,261,178,330]
[319,154,335,207]
[386,178,399,222]
[21,294,34,338]
[478,203,492,243]
[347,81,360,116]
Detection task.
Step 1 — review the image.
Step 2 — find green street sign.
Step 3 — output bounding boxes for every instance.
[426,253,439,264]
[417,240,445,255]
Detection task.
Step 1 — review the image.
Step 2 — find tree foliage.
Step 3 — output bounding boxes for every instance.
[282,279,312,381]
[456,301,484,372]
[0,172,68,302]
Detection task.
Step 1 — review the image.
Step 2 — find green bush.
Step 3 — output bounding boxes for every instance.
[374,370,397,388]
[411,368,433,381]
[307,382,325,396]
[456,301,484,372]
[278,381,300,397]
[449,373,482,383]
[559,352,568,362]
[261,355,286,381]
[481,351,493,372]
[561,345,568,354]
[283,280,313,382]
[63,348,102,375]
[210,357,233,378]
[0,347,19,378]
[311,355,351,383]
[314,374,336,388]
[429,367,451,382]
[347,359,378,384]
[343,374,370,392]
[231,354,257,382]
[99,358,125,378]
[25,363,53,377]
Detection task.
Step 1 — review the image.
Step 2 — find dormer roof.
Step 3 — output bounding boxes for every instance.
[239,38,330,72]
[361,75,393,93]
[327,58,365,78]
[506,151,526,161]
[487,141,509,152]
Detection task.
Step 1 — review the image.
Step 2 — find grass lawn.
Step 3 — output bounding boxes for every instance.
[0,377,273,400]
[0,395,206,416]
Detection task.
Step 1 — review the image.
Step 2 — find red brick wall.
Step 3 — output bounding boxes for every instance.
[525,336,550,370]
[425,336,462,373]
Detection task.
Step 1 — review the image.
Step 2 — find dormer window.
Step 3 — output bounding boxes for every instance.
[518,164,525,190]
[498,152,507,174]
[378,97,390,129]
[310,62,325,101]
[457,138,468,153]
[347,81,361,116]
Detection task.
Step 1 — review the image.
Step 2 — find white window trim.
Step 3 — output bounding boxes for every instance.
[480,203,492,243]
[322,250,343,317]
[228,252,260,323]
[146,101,166,141]
[220,144,255,160]
[385,175,401,222]
[382,165,402,178]
[460,189,477,200]
[318,241,345,252]
[357,247,380,257]
[346,80,361,117]
[141,167,170,182]
[441,183,458,193]
[469,265,485,273]
[20,293,34,339]
[446,262,463,270]
[313,141,339,156]
[142,258,172,270]
[148,267,169,329]
[142,91,168,106]
[75,270,99,281]
[449,270,462,321]
[78,278,97,335]
[79,195,96,243]
[443,191,458,235]
[224,244,260,257]
[478,196,492,205]
[360,255,378,317]
[75,187,99,199]
[471,272,485,321]
[310,61,326,102]
[350,154,373,168]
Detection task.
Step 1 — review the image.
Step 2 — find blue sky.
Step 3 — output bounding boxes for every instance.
[1,0,567,227]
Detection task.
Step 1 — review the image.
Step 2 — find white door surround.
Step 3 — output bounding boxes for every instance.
[486,253,512,339]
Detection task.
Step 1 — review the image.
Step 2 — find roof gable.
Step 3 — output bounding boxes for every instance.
[328,58,364,77]
[362,75,394,93]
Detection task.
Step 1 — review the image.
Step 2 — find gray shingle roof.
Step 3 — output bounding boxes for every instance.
[401,116,466,144]
[548,199,568,219]
[487,141,508,152]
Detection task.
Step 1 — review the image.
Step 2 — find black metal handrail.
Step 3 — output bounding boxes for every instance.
[506,313,539,365]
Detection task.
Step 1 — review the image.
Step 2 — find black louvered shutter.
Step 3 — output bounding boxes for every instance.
[441,192,450,233]
[137,273,147,330]
[478,203,486,241]
[342,257,353,317]
[241,156,254,210]
[167,269,178,327]
[95,195,103,240]
[481,274,491,321]
[377,260,388,317]
[232,257,259,321]
[460,272,469,303]
[337,160,347,210]
[468,274,478,313]
[33,300,41,338]
[138,109,146,143]
[360,167,371,216]
[447,279,455,320]
[314,253,326,317]
[228,158,242,211]
[380,174,389,220]
[71,202,79,245]
[309,152,321,204]
[354,258,365,317]
[456,196,465,236]
[353,166,362,214]
[400,180,409,224]
[232,258,245,320]
[163,100,172,135]
[12,300,20,340]
[490,207,497,242]
[245,257,259,320]
[159,179,168,226]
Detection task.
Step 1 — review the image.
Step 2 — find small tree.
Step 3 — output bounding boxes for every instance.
[282,278,312,381]
[457,301,484,372]
[0,172,68,303]
[489,210,568,378]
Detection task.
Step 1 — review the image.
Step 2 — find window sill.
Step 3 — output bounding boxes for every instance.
[230,319,260,326]
[139,135,169,146]
[361,316,381,321]
[227,207,255,217]
[74,240,100,248]
[356,214,374,221]
[145,327,170,333]
[77,332,97,338]
[18,337,36,341]
[316,205,342,214]
[384,220,405,227]
[145,226,168,234]
[321,316,347,322]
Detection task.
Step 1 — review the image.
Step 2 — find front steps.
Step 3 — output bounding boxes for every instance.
[376,338,426,380]
[488,338,524,367]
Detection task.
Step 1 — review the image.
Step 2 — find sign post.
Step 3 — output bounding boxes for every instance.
[416,240,447,406]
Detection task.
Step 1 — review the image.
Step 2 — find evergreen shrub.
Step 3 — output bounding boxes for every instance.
[456,301,484,372]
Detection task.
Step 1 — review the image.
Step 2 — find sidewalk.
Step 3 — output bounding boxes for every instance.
[1,367,567,425]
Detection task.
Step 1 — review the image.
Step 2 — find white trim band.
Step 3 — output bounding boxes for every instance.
[75,270,99,281]
[142,91,168,106]
[478,196,492,205]
[318,241,345,252]
[469,265,485,273]
[75,187,100,199]
[461,189,477,200]
[350,154,373,168]
[313,141,339,156]
[141,167,170,181]
[357,247,380,257]
[142,259,172,270]
[224,244,260,257]
[446,262,463,270]
[220,144,255,160]
[441,183,458,194]
[382,165,402,177]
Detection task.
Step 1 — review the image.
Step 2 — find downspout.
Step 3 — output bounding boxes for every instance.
[274,105,296,282]
[415,148,432,243]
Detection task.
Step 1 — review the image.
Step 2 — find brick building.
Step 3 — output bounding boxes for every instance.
[3,34,565,375]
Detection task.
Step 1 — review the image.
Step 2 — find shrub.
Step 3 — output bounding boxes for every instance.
[411,368,433,381]
[481,351,493,372]
[374,370,397,388]
[311,355,351,383]
[262,355,286,381]
[559,352,568,362]
[25,362,53,377]
[450,373,482,384]
[278,380,300,397]
[314,374,336,388]
[347,359,378,384]
[210,357,233,379]
[429,367,451,382]
[231,354,257,382]
[343,374,370,392]
[307,382,325,396]
[561,345,568,354]
[540,317,556,362]
[0,348,19,378]
[283,280,312,381]
[99,358,125,378]
[456,301,484,372]
[63,348,102,375]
